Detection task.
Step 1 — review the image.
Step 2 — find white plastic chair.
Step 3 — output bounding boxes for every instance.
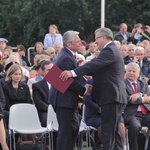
[9,103,47,150]
[47,104,58,150]
[77,105,97,150]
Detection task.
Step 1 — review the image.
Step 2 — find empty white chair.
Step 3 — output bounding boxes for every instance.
[47,104,59,150]
[9,103,47,150]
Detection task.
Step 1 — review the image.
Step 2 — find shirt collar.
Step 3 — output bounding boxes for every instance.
[103,41,112,48]
[66,47,77,56]
[127,79,137,86]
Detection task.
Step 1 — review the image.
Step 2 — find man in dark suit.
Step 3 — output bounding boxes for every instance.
[60,27,127,150]
[124,43,136,65]
[114,23,130,44]
[32,60,53,127]
[124,62,150,150]
[49,31,85,150]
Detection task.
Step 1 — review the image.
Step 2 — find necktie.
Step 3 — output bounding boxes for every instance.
[138,61,143,69]
[132,82,147,115]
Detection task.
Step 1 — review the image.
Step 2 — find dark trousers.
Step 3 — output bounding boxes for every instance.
[101,102,124,150]
[56,107,80,150]
[126,112,150,150]
[38,112,47,127]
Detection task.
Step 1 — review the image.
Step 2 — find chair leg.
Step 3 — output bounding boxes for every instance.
[9,130,12,150]
[144,131,150,150]
[13,133,16,150]
[125,128,129,150]
[51,132,54,150]
[48,132,51,150]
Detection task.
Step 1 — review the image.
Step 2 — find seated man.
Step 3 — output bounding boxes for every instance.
[83,80,102,149]
[124,62,150,150]
[32,60,53,127]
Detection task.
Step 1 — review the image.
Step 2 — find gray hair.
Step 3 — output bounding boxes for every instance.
[95,27,113,40]
[63,30,79,47]
[128,44,136,49]
[125,62,140,72]
[134,46,145,54]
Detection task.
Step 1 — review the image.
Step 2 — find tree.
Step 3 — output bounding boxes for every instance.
[0,0,150,47]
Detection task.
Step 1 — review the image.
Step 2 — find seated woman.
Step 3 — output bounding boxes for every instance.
[2,64,32,127]
[17,44,30,67]
[83,80,102,149]
[30,42,44,66]
[84,80,126,148]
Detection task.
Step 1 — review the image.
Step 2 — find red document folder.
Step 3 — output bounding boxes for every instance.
[44,65,74,94]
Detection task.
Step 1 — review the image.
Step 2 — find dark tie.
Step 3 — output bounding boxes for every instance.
[138,61,142,68]
[132,82,147,115]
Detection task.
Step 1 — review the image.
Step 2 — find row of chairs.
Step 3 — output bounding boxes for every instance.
[8,103,97,150]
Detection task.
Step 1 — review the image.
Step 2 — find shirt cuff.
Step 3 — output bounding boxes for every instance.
[140,93,144,103]
[71,70,77,77]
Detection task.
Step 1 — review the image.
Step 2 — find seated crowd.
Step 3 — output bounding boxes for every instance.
[0,23,150,150]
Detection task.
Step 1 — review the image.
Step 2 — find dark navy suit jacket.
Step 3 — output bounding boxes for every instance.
[73,42,127,106]
[49,47,85,109]
[32,79,49,113]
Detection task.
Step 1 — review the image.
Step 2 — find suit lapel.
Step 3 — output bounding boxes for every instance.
[125,79,135,94]
[63,47,78,67]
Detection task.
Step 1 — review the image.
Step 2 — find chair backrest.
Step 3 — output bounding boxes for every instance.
[9,103,43,132]
[47,105,58,130]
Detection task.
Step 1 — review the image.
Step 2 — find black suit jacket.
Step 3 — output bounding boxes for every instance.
[3,81,32,110]
[114,32,130,43]
[73,42,127,106]
[124,56,133,65]
[124,79,150,122]
[49,47,85,109]
[32,79,49,113]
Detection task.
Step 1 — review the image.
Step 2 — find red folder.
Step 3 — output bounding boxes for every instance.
[44,65,74,94]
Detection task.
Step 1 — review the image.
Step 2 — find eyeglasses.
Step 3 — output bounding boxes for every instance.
[95,36,103,40]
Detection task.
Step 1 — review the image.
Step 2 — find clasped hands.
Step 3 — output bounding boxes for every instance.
[130,93,150,103]
[84,84,92,96]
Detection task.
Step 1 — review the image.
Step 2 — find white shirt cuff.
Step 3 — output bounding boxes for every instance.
[71,70,77,77]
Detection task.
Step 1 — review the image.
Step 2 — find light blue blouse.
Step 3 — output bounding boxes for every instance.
[44,33,63,48]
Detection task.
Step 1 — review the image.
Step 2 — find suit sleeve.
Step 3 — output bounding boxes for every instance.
[74,47,115,77]
[32,84,48,112]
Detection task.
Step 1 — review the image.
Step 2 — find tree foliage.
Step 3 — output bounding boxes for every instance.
[0,0,150,47]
